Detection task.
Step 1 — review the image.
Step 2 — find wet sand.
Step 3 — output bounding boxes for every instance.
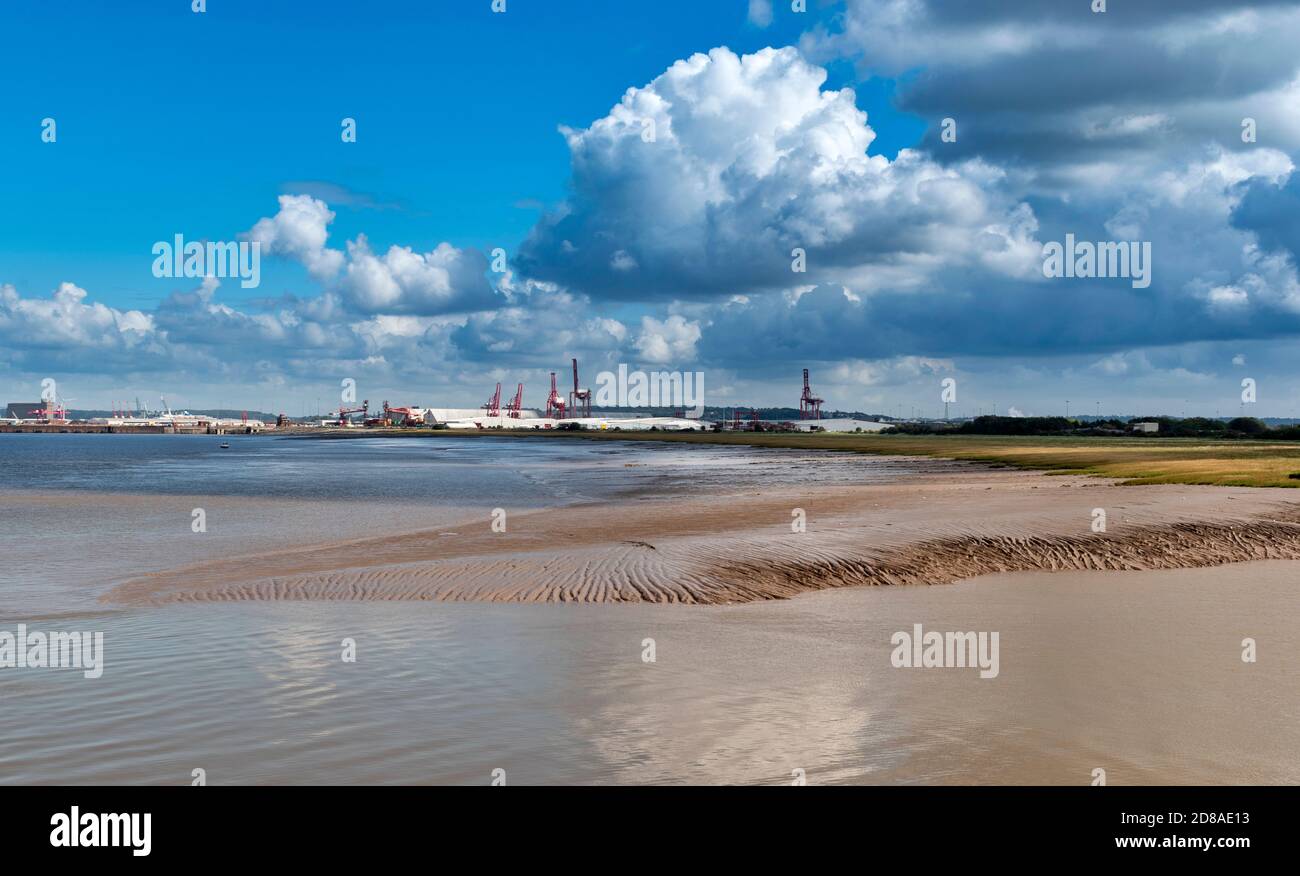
[105,466,1300,605]
[9,559,1297,784]
[7,444,1300,784]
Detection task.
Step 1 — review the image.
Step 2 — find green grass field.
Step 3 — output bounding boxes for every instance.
[419,429,1300,488]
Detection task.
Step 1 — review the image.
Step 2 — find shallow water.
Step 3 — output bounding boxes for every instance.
[0,433,925,615]
[0,434,1294,785]
[2,564,1296,785]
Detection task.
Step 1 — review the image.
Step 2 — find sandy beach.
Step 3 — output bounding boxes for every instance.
[104,462,1300,605]
[6,437,1300,785]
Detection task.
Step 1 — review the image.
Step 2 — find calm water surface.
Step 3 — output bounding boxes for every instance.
[0,434,1295,784]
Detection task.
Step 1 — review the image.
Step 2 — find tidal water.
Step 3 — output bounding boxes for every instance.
[0,433,921,616]
[1,434,1295,785]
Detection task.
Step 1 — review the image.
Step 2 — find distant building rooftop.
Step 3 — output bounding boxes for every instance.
[791,418,891,433]
[5,402,44,419]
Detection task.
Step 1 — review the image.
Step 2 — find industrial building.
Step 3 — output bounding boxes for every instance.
[4,402,44,420]
[2,397,266,433]
[442,414,705,431]
[4,365,889,436]
[319,364,890,433]
[786,418,891,433]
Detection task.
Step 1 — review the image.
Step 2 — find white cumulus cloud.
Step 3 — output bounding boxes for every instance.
[635,315,702,364]
[517,46,1039,302]
[246,194,345,281]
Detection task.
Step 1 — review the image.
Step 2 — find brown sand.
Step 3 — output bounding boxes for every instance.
[102,466,1300,605]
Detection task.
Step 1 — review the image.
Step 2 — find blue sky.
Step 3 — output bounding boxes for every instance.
[0,1,917,310]
[3,1,1300,417]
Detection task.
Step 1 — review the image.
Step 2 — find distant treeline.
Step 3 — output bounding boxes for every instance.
[887,415,1296,439]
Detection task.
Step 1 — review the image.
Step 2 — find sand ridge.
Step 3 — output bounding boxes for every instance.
[103,469,1300,605]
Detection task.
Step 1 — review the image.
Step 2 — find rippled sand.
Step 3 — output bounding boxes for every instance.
[8,560,1299,784]
[104,468,1300,605]
[8,451,1300,784]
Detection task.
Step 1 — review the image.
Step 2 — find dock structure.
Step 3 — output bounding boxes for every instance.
[0,422,266,435]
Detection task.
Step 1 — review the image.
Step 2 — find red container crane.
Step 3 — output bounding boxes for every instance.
[800,369,824,420]
[483,383,502,417]
[337,400,369,426]
[545,372,567,419]
[383,401,421,425]
[569,358,592,419]
[505,383,525,419]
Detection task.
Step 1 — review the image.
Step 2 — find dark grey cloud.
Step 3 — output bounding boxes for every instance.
[1234,172,1300,260]
[809,0,1300,173]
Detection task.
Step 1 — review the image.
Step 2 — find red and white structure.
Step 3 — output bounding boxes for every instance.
[545,372,567,419]
[483,383,502,417]
[799,368,824,420]
[337,400,369,426]
[505,383,525,419]
[569,358,592,419]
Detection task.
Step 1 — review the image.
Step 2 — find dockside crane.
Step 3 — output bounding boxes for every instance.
[569,358,592,419]
[483,383,502,417]
[545,372,567,419]
[799,369,824,420]
[337,400,369,426]
[505,383,525,419]
[382,401,424,426]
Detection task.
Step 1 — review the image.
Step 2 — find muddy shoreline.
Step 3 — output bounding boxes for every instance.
[103,467,1300,605]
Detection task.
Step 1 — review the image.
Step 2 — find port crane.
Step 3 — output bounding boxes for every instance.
[482,383,502,417]
[382,401,426,426]
[337,399,369,426]
[505,384,525,419]
[730,408,762,431]
[545,372,567,419]
[799,369,824,420]
[32,393,75,423]
[569,358,591,418]
[30,403,67,423]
